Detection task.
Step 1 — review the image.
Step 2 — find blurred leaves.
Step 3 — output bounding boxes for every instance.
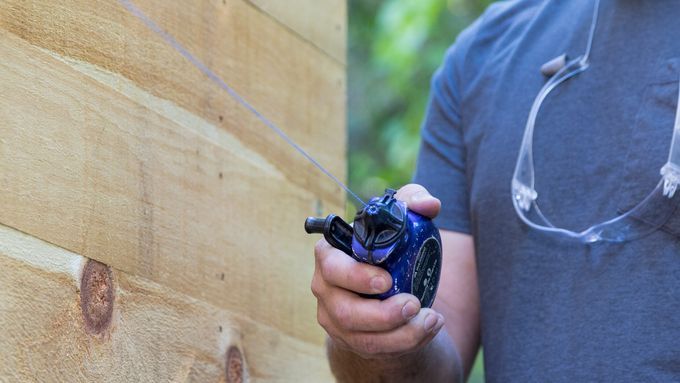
[348,0,493,201]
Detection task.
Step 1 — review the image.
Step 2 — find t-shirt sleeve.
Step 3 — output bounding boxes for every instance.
[412,21,482,235]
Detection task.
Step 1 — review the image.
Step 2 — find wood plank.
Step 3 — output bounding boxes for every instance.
[0,224,333,382]
[246,0,347,64]
[0,30,333,344]
[0,0,347,207]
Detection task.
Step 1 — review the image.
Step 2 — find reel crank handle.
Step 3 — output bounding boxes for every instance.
[305,214,356,258]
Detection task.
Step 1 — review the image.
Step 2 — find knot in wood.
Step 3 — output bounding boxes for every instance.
[80,260,114,334]
[226,346,245,383]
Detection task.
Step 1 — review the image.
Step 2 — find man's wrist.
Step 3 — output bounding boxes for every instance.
[326,338,424,382]
[326,331,463,383]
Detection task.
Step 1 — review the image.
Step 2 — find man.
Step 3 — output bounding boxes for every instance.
[311,0,680,381]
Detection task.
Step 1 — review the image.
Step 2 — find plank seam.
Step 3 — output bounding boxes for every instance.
[241,0,346,66]
[0,222,328,349]
[37,43,286,180]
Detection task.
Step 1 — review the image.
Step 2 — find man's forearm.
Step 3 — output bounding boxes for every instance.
[327,329,464,383]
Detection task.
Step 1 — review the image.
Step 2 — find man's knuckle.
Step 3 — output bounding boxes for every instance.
[317,307,330,330]
[314,239,328,257]
[319,258,335,281]
[310,275,322,298]
[333,302,353,329]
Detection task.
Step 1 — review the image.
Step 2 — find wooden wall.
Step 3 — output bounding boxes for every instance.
[0,0,346,381]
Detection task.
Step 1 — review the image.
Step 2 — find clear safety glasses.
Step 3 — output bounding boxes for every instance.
[511,0,680,243]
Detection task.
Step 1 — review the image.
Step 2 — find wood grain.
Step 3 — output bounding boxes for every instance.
[0,0,347,207]
[0,0,347,378]
[246,0,347,64]
[0,224,333,382]
[0,29,334,344]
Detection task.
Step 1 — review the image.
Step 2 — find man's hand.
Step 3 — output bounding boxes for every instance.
[311,184,445,359]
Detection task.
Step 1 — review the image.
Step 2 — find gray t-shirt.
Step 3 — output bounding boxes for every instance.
[413,0,680,381]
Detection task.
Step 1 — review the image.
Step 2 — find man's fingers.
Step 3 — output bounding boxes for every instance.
[311,218,444,359]
[316,239,392,294]
[325,292,421,332]
[343,308,445,358]
[395,184,441,218]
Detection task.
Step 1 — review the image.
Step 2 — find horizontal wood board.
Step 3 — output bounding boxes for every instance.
[0,0,345,380]
[0,224,331,382]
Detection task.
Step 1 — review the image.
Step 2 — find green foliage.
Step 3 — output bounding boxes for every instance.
[348,1,493,381]
[348,0,492,201]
